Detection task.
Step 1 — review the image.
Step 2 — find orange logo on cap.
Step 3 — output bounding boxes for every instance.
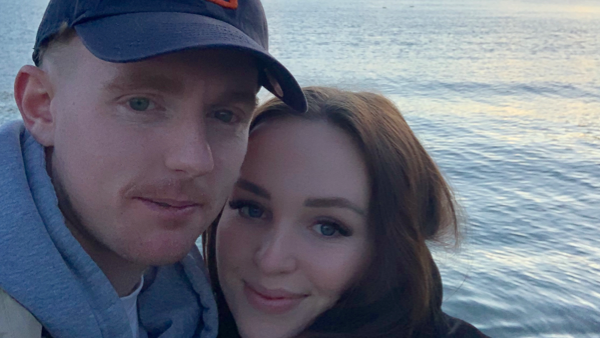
[207,0,238,9]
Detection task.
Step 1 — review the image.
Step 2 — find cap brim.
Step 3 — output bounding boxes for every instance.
[75,12,307,112]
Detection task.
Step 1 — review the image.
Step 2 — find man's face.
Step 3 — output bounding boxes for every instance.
[47,38,259,267]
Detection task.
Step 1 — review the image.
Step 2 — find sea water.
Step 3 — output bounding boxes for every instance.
[0,0,598,336]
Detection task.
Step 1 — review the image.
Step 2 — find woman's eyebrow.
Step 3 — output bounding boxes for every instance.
[235,179,271,200]
[304,198,366,217]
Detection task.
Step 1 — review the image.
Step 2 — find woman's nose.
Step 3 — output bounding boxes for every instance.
[252,225,298,275]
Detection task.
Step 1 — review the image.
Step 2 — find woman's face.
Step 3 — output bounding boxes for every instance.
[217,118,372,338]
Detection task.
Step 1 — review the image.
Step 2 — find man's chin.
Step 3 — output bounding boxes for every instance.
[130,251,190,267]
[127,236,198,266]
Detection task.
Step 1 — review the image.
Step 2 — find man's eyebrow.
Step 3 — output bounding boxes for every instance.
[235,179,270,200]
[104,71,184,94]
[304,198,367,217]
[215,91,259,111]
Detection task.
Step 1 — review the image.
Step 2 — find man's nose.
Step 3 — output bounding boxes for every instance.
[253,225,298,275]
[164,120,214,176]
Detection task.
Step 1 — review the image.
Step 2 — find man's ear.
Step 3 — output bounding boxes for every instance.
[14,65,55,146]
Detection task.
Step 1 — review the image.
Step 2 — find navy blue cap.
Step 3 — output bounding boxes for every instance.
[34,0,307,112]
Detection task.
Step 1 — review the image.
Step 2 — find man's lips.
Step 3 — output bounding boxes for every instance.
[134,197,201,222]
[136,197,199,209]
[243,281,307,314]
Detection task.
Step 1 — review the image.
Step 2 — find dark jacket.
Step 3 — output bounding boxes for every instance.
[427,261,490,338]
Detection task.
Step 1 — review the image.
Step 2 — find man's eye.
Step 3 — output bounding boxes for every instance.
[213,110,235,123]
[128,98,152,111]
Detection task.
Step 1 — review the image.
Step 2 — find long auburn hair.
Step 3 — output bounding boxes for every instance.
[203,87,460,338]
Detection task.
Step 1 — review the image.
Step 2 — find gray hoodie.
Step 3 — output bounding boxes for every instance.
[0,120,218,338]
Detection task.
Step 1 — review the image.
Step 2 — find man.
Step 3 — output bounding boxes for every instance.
[0,0,306,337]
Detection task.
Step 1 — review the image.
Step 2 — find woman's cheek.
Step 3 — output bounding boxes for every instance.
[315,241,372,296]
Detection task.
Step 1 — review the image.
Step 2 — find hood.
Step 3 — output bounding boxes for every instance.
[0,120,217,337]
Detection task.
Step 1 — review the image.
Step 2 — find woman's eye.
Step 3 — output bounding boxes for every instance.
[213,109,235,123]
[313,222,351,237]
[317,223,338,237]
[128,97,153,111]
[228,200,265,219]
[240,205,264,218]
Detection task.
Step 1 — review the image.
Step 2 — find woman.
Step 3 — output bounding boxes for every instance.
[203,87,488,338]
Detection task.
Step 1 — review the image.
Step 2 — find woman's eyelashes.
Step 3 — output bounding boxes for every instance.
[228,199,268,220]
[312,220,352,238]
[228,199,353,238]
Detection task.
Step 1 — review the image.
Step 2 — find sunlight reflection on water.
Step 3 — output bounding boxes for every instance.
[1,0,599,336]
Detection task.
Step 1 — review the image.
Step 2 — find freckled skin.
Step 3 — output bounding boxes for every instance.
[42,38,259,278]
[217,119,373,338]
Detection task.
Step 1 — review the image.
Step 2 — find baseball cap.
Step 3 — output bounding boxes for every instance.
[33,0,307,113]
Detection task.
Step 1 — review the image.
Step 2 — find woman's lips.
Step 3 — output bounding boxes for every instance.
[243,281,307,315]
